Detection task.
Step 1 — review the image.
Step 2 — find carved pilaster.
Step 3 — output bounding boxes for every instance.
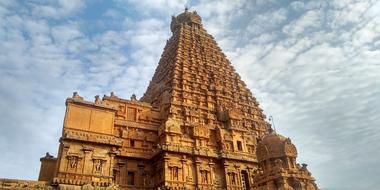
[181,155,187,182]
[194,158,201,187]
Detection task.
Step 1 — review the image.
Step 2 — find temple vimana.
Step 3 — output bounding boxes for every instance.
[0,10,318,190]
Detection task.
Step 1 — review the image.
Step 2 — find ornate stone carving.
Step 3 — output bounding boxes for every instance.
[0,9,318,190]
[130,94,137,101]
[72,92,83,100]
[67,156,79,169]
[94,95,102,104]
[254,133,318,189]
[93,159,106,173]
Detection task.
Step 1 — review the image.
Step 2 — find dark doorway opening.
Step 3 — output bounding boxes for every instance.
[241,170,250,190]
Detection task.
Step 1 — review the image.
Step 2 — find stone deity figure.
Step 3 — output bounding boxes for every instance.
[68,156,78,169]
[94,160,103,172]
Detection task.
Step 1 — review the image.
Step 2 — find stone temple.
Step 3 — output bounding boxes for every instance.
[0,10,318,190]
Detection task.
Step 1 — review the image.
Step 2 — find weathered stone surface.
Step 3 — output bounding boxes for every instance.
[0,179,52,190]
[254,134,318,189]
[39,153,57,182]
[0,9,318,190]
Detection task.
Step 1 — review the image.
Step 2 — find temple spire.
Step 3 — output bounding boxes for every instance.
[142,10,271,137]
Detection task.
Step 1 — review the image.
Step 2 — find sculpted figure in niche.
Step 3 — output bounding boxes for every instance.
[231,173,237,185]
[201,170,208,183]
[172,167,179,180]
[94,159,103,172]
[68,156,78,169]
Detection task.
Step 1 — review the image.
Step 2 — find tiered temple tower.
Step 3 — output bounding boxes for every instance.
[0,10,318,190]
[140,9,272,189]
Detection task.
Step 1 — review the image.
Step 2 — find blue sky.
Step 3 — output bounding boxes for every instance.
[0,0,379,189]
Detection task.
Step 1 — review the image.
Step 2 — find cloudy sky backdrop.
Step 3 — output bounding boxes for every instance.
[1,0,379,189]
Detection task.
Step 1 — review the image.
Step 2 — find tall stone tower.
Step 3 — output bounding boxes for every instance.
[0,9,318,190]
[140,9,272,189]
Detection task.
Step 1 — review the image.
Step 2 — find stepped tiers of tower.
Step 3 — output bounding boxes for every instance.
[0,10,318,190]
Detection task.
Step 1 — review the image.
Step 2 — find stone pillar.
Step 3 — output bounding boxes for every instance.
[209,162,215,185]
[195,158,201,188]
[234,165,241,187]
[236,170,241,186]
[245,167,252,189]
[120,162,126,186]
[82,148,92,176]
[181,157,187,182]
[209,168,214,185]
[223,162,230,189]
[138,163,146,190]
[109,152,116,183]
[164,153,171,186]
[187,162,192,182]
[60,145,70,175]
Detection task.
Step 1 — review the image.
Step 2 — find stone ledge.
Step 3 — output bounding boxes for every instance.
[0,178,51,190]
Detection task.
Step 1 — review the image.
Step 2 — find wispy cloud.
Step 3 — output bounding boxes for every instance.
[30,0,85,19]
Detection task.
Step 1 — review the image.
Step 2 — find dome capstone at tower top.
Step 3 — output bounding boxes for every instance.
[257,133,298,162]
[170,9,202,32]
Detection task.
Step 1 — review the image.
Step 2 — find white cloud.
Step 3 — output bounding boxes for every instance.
[247,8,288,35]
[328,0,372,27]
[103,9,123,19]
[352,20,380,46]
[193,0,247,42]
[30,0,85,19]
[119,0,188,16]
[283,10,323,37]
[58,0,85,15]
[51,24,83,43]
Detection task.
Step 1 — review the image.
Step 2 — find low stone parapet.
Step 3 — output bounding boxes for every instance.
[0,178,51,189]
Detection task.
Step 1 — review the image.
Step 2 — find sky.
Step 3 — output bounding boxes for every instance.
[0,0,379,189]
